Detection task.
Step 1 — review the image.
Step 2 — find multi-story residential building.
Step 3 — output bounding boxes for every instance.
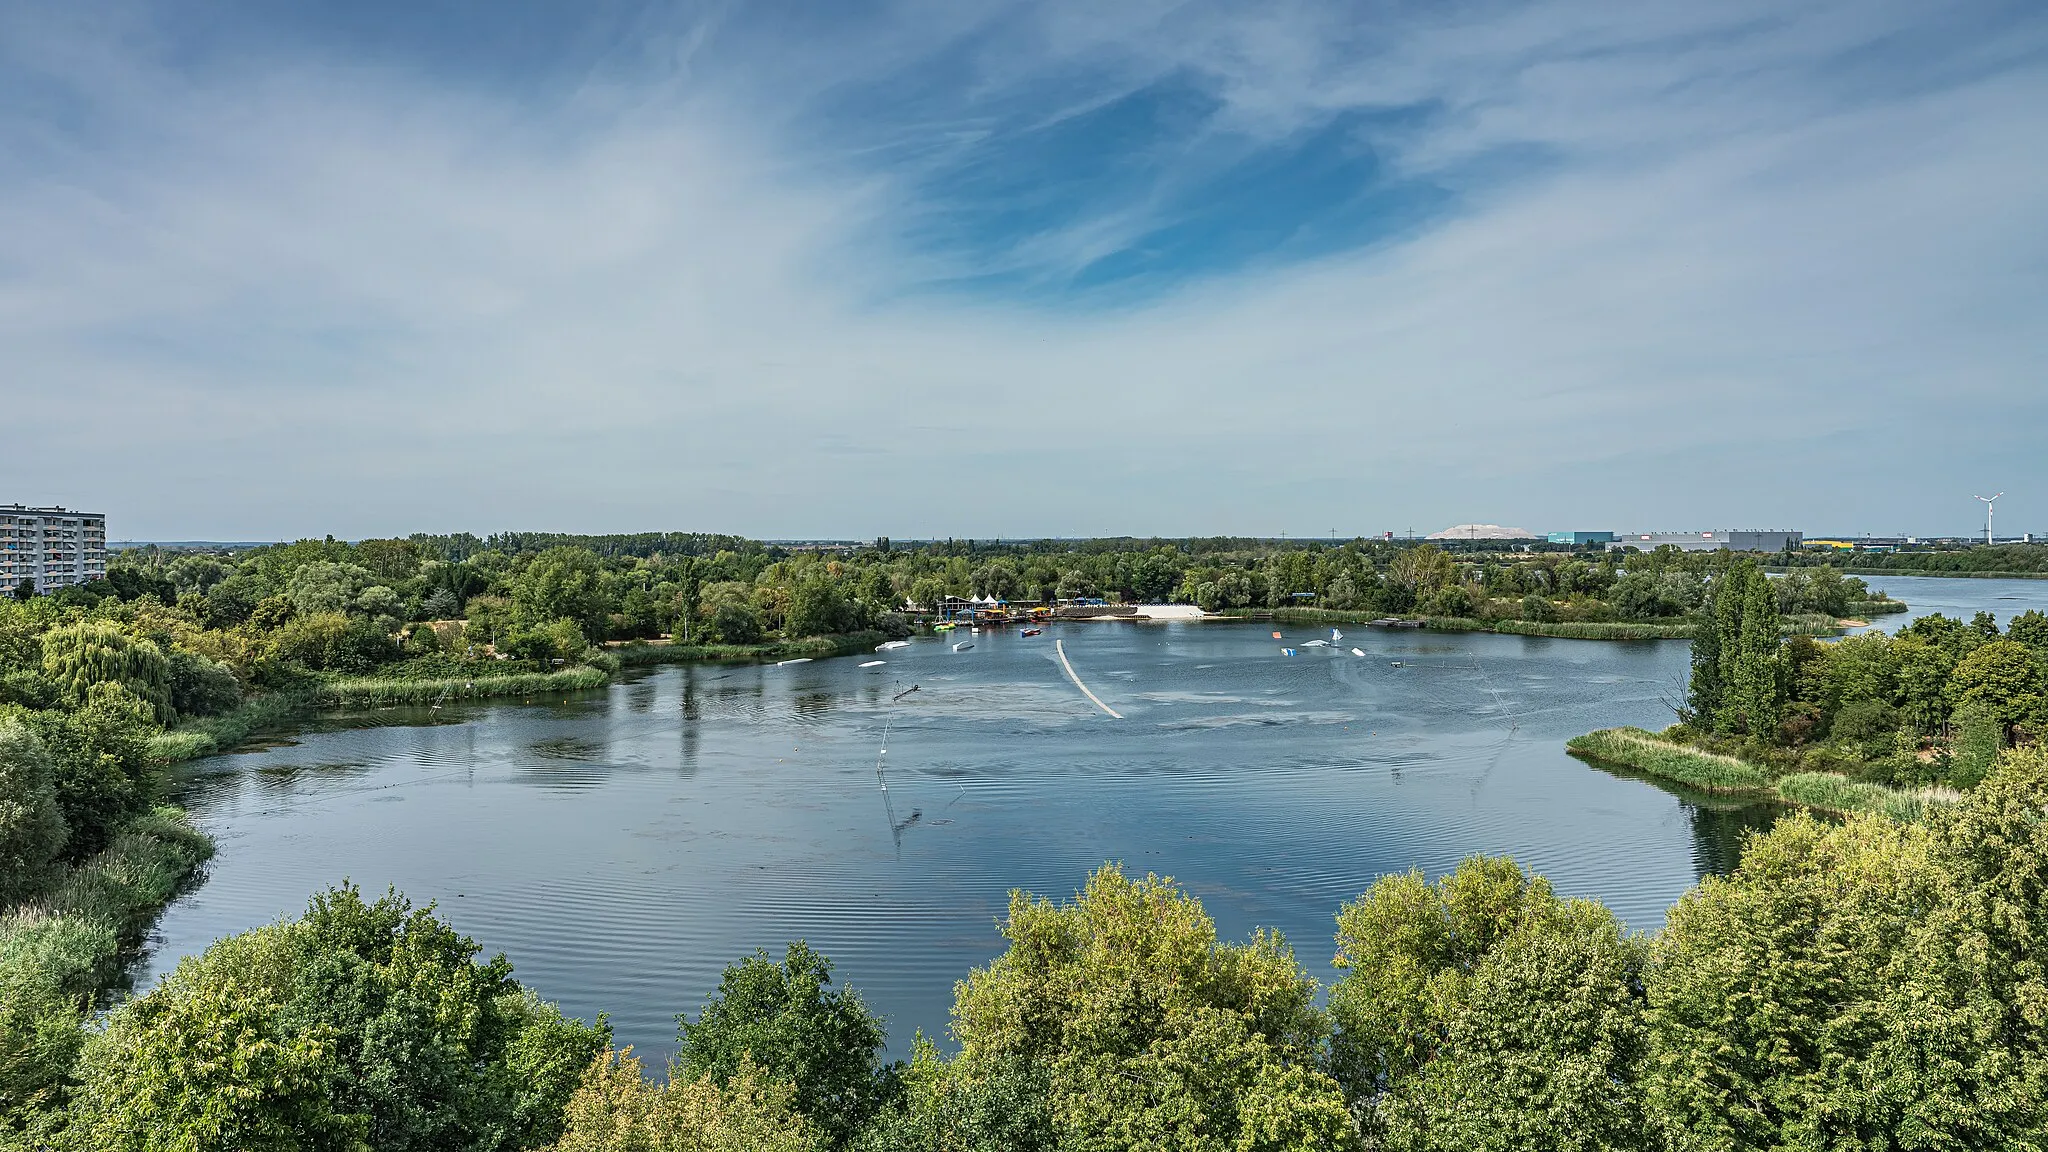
[0,505,108,592]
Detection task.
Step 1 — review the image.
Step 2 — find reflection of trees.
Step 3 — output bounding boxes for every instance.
[1683,800,1782,880]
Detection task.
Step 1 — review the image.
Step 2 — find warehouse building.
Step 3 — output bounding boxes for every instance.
[0,505,108,592]
[1618,530,1802,553]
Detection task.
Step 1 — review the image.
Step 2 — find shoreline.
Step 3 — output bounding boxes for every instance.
[1567,727,1950,821]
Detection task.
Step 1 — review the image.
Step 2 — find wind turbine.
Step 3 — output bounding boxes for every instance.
[1976,493,2003,545]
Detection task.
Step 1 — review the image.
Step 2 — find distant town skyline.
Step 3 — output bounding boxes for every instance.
[4,1,2043,540]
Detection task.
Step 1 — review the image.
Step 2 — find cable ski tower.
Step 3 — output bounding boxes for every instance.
[1976,492,2003,545]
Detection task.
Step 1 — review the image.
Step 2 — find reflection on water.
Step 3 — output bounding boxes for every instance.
[144,620,1810,1064]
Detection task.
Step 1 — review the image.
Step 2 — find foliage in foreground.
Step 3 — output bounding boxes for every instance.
[52,884,608,1152]
[12,747,2048,1150]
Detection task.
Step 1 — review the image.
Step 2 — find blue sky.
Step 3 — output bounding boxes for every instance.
[2,0,2045,540]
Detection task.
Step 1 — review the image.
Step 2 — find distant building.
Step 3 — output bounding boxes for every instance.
[0,505,107,592]
[1618,530,1802,553]
[1546,531,1615,546]
[1427,523,1536,541]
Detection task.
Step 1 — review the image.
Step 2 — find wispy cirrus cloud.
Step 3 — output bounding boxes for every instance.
[1,0,2043,539]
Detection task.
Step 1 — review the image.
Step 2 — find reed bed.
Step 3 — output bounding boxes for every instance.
[1567,728,1775,795]
[1492,620,1695,640]
[1774,773,1957,822]
[1,806,216,998]
[148,690,316,762]
[313,667,610,708]
[1846,599,1909,616]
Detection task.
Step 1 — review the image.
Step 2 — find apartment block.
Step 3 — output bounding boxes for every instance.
[0,505,108,592]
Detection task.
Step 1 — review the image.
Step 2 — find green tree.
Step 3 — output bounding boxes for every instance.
[949,865,1353,1151]
[0,721,68,904]
[1946,702,2002,789]
[1643,809,2024,1149]
[552,1049,818,1152]
[1946,639,2046,742]
[2008,609,2048,653]
[1330,859,1648,1152]
[1717,564,1783,739]
[513,548,608,637]
[785,580,852,640]
[676,943,894,1150]
[17,697,157,860]
[284,561,377,618]
[66,885,608,1152]
[39,621,174,725]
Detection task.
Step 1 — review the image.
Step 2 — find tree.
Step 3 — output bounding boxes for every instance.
[0,720,67,904]
[786,580,852,640]
[1330,859,1649,1152]
[18,696,156,859]
[676,943,894,1150]
[39,621,175,725]
[2008,609,2048,653]
[948,865,1353,1151]
[65,885,609,1152]
[1717,563,1783,739]
[553,1049,818,1152]
[513,548,608,637]
[1643,809,2024,1148]
[1946,639,2046,742]
[284,561,377,618]
[11,579,34,601]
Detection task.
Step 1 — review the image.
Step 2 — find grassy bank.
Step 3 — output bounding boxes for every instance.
[1568,727,1955,820]
[148,690,317,763]
[1847,599,1909,616]
[312,667,611,708]
[1567,728,1774,795]
[613,630,891,667]
[0,806,215,1115]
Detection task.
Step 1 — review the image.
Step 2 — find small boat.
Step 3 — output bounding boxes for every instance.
[1271,631,1283,639]
[1302,639,1330,647]
[775,658,812,666]
[859,660,886,668]
[1331,628,1344,642]
[1390,661,1404,667]
[1351,648,1366,657]
[876,640,911,651]
[934,622,956,632]
[1281,647,1298,656]
[953,642,974,652]
[1020,627,1042,637]
[1369,618,1424,629]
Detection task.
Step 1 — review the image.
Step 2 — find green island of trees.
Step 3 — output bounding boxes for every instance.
[1570,557,2048,817]
[6,743,2048,1148]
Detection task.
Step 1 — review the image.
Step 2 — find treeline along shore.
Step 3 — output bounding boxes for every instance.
[1566,557,2046,821]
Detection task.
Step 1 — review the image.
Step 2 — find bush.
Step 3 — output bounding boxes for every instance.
[678,942,896,1149]
[65,884,609,1152]
[166,648,242,718]
[0,721,68,904]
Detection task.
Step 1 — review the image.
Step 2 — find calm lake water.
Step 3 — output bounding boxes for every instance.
[143,573,2048,1062]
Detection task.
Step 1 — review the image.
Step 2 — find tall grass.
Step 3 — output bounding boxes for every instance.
[613,630,891,668]
[313,667,609,707]
[0,806,216,998]
[1567,728,1775,795]
[1846,599,1909,616]
[1774,773,1957,822]
[1493,620,1695,640]
[148,690,317,762]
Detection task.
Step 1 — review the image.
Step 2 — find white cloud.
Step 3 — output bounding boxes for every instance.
[1,1,2043,539]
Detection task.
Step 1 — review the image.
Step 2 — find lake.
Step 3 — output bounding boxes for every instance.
[143,573,2048,1062]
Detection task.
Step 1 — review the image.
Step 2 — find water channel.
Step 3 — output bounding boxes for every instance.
[142,573,2048,1062]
